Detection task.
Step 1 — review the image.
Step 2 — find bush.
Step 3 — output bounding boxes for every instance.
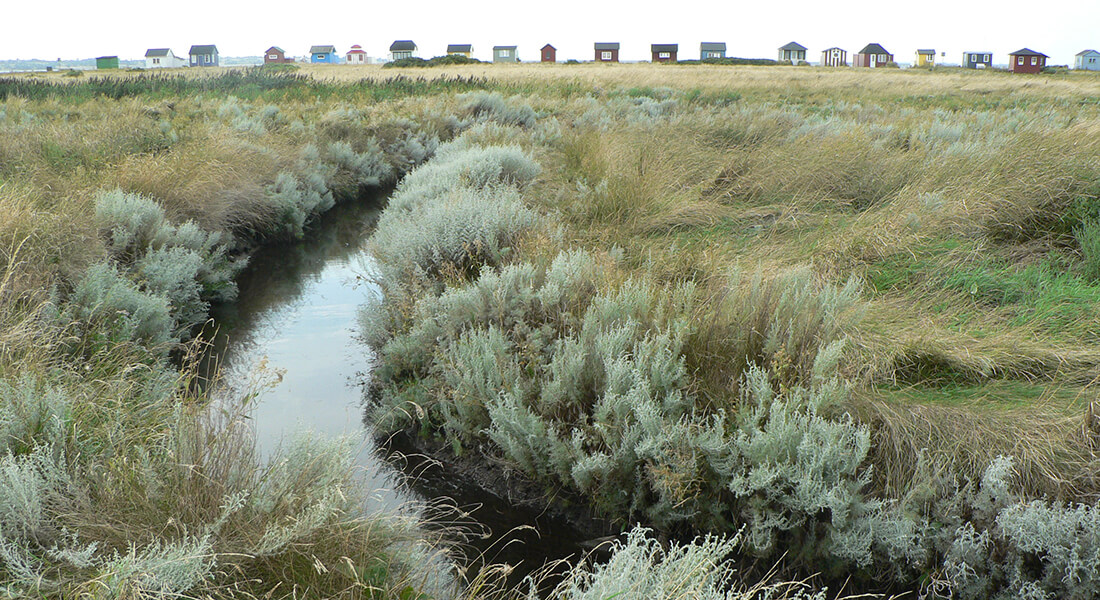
[264,171,335,239]
[371,185,542,284]
[458,91,538,128]
[60,261,173,349]
[93,189,242,328]
[95,188,168,260]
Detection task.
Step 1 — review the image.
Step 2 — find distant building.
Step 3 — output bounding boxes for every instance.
[96,56,119,70]
[264,47,294,64]
[493,46,518,63]
[854,43,892,68]
[144,48,184,68]
[651,44,678,63]
[310,45,339,64]
[1076,49,1100,71]
[595,43,620,62]
[346,45,368,65]
[447,44,473,58]
[914,49,936,67]
[1009,48,1048,74]
[778,42,807,63]
[821,47,847,67]
[541,44,556,63]
[700,42,726,60]
[189,45,219,67]
[389,41,417,60]
[962,51,992,69]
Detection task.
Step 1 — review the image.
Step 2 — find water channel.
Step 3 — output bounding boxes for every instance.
[198,192,597,586]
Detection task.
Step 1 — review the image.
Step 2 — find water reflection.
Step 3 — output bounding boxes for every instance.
[199,195,409,512]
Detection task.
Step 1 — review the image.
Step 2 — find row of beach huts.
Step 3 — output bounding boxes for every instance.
[100,42,1100,73]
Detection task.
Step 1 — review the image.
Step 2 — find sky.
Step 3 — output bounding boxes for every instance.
[5,0,1098,66]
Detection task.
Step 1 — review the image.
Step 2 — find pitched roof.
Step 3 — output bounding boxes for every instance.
[1078,49,1100,56]
[963,50,992,55]
[266,46,285,54]
[145,48,170,57]
[1010,48,1048,57]
[594,42,620,50]
[447,44,473,53]
[189,45,217,55]
[542,44,556,50]
[916,49,935,54]
[700,42,726,51]
[347,45,366,54]
[310,45,336,54]
[493,46,517,51]
[822,47,846,52]
[858,43,890,55]
[651,44,678,52]
[390,40,417,51]
[780,41,807,51]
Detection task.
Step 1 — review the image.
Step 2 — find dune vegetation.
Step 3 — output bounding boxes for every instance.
[1,64,1100,598]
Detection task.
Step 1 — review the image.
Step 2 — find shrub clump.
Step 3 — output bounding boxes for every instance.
[459,91,538,128]
[93,189,243,331]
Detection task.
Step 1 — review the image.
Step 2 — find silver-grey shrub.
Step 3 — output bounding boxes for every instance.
[459,91,538,128]
[541,525,826,600]
[264,170,336,239]
[937,455,1100,600]
[327,139,397,191]
[61,261,173,348]
[95,188,168,260]
[372,185,542,284]
[364,143,544,346]
[93,190,242,329]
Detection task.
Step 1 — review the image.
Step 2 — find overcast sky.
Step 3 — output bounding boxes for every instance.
[5,0,1098,66]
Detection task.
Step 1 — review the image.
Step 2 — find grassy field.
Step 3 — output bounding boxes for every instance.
[2,64,1100,598]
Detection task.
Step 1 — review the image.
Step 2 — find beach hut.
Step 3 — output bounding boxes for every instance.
[493,46,518,63]
[701,42,726,59]
[651,44,678,63]
[346,45,368,64]
[1075,50,1100,71]
[821,47,847,67]
[145,48,185,68]
[854,43,892,68]
[1009,48,1048,73]
[962,51,992,69]
[447,44,473,57]
[389,41,417,60]
[189,45,219,67]
[595,43,620,62]
[778,42,807,63]
[264,47,294,64]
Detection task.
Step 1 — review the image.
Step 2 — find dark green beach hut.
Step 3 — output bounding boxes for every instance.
[95,56,119,69]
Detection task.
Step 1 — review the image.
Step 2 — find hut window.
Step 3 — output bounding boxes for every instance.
[659,52,670,58]
[602,51,611,60]
[1031,57,1037,65]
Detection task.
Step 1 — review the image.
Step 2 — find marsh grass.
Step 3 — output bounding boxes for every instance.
[7,63,1100,598]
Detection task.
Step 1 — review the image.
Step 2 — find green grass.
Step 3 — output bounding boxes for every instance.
[871,379,1085,410]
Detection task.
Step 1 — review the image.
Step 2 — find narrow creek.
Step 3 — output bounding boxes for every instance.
[198,191,598,587]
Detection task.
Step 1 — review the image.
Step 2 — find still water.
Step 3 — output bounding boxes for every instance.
[199,193,594,582]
